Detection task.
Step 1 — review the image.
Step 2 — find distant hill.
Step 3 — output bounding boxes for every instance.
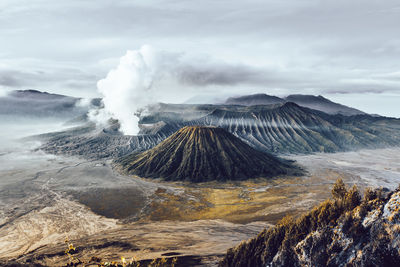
[0,89,99,119]
[224,93,365,116]
[220,181,400,267]
[116,126,301,182]
[9,89,72,100]
[285,94,366,116]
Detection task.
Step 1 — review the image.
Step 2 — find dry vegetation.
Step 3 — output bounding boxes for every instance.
[220,179,400,267]
[63,237,177,267]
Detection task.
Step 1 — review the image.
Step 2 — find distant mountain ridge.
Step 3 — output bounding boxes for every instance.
[9,89,72,100]
[116,126,301,182]
[140,102,400,154]
[225,93,366,116]
[40,101,400,159]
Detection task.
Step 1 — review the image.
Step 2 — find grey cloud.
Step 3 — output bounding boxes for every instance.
[172,59,400,97]
[0,66,99,97]
[0,71,22,87]
[372,72,400,81]
[175,64,268,86]
[0,70,44,88]
[325,89,388,95]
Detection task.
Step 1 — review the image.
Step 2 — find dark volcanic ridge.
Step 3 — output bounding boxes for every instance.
[116,126,301,182]
[40,101,400,159]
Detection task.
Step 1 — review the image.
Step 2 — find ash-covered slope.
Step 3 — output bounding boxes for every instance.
[116,126,300,182]
[37,122,169,159]
[40,102,400,159]
[220,182,400,267]
[224,93,365,116]
[190,102,400,154]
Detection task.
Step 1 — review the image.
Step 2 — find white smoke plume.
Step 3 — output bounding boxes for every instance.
[91,45,267,135]
[94,45,166,135]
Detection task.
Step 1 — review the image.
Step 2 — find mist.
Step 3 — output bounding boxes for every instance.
[0,91,91,165]
[0,116,70,178]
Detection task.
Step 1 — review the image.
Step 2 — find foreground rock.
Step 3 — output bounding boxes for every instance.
[116,126,301,182]
[220,181,400,267]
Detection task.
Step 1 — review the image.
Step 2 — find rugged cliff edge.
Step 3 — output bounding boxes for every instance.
[220,180,400,267]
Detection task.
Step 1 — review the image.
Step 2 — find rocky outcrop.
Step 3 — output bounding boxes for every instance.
[220,182,400,267]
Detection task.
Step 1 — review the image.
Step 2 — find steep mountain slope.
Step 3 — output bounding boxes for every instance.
[37,122,169,159]
[220,182,400,267]
[116,126,300,182]
[40,102,400,159]
[190,102,400,154]
[224,93,365,115]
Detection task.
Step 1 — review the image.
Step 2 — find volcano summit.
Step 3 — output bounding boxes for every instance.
[116,126,301,182]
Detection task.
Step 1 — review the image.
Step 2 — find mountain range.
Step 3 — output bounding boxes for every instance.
[40,100,400,159]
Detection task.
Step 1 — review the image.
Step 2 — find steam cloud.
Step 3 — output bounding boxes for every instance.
[92,45,268,135]
[94,45,165,135]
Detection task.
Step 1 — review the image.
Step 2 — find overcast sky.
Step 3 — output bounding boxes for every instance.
[1,0,399,116]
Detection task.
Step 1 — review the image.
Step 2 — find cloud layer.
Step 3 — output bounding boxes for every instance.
[0,0,399,116]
